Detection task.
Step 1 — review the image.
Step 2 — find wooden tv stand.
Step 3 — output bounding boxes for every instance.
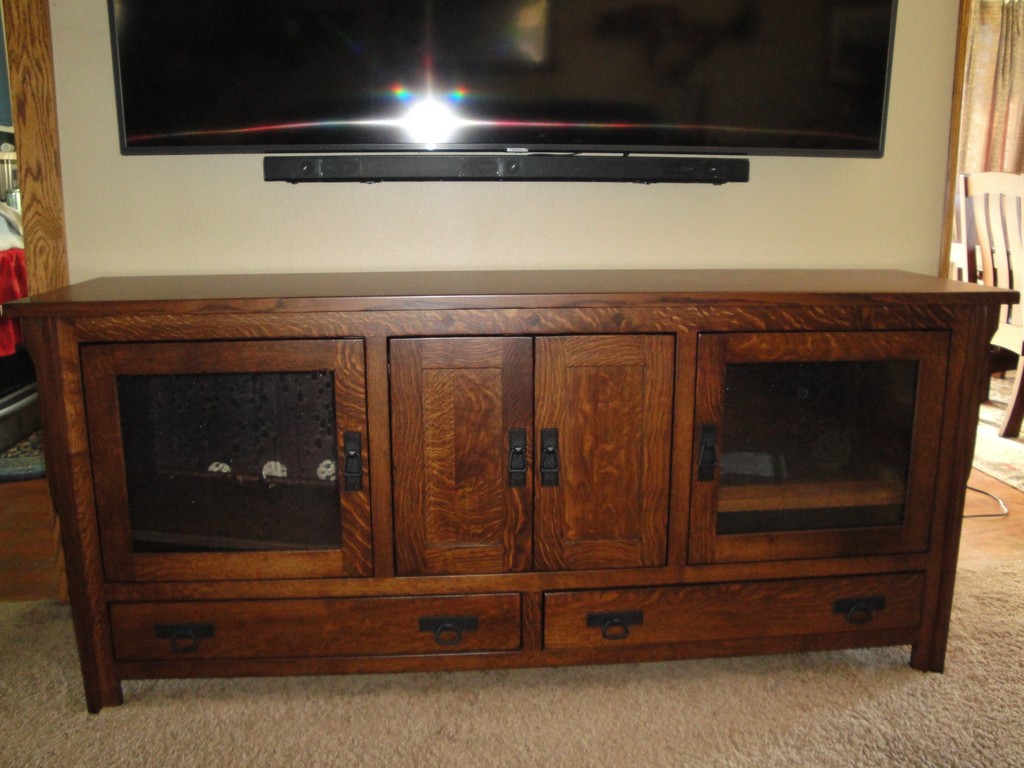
[5,269,1010,712]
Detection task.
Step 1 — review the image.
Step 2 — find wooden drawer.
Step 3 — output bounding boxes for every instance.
[111,593,521,661]
[544,573,924,650]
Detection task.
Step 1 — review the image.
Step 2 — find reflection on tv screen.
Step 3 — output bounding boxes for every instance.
[111,0,896,155]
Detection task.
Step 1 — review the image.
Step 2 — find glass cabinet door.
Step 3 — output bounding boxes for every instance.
[689,331,948,563]
[82,340,371,581]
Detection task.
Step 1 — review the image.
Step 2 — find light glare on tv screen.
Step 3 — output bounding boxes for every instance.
[110,0,896,157]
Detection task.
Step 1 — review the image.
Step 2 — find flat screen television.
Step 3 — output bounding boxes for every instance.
[108,0,897,171]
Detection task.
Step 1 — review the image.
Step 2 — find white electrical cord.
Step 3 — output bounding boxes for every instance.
[965,484,1010,518]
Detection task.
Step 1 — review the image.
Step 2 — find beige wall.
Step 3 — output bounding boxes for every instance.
[50,0,959,283]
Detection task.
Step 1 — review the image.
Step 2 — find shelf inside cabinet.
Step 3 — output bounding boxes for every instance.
[717,477,906,513]
[133,529,334,553]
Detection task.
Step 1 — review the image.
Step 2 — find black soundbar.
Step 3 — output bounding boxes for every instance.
[263,154,750,184]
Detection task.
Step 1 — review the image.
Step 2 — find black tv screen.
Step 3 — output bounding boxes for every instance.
[109,0,897,157]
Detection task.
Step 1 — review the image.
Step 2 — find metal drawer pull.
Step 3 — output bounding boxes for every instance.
[155,623,215,653]
[587,610,644,641]
[418,616,479,647]
[833,596,887,625]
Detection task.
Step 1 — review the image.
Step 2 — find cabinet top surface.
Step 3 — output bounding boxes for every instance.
[3,269,1013,318]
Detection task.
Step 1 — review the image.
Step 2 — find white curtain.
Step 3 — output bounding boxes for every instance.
[960,0,1024,173]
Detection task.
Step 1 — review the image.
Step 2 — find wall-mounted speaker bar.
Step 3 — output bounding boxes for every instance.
[264,154,750,184]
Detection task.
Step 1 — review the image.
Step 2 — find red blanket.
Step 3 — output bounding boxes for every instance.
[0,248,27,356]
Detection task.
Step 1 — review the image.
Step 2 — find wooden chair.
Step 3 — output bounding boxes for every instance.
[949,174,971,281]
[965,171,1024,437]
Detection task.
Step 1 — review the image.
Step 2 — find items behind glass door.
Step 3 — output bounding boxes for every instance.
[116,371,344,553]
[717,360,918,535]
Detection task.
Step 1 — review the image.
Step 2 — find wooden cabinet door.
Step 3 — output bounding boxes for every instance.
[390,337,533,575]
[82,340,372,582]
[534,335,674,570]
[688,331,949,564]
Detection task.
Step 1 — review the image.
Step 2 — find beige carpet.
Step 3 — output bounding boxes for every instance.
[1,559,1022,767]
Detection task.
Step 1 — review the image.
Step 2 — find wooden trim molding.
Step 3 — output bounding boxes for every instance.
[940,0,977,278]
[1,0,70,607]
[2,0,69,293]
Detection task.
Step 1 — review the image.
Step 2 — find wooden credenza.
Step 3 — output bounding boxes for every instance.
[4,269,1011,712]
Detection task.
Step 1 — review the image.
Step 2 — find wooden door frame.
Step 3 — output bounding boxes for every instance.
[940,0,977,278]
[1,0,69,293]
[1,0,69,605]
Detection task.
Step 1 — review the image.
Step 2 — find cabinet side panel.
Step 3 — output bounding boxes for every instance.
[22,319,123,711]
[80,345,135,582]
[915,306,999,670]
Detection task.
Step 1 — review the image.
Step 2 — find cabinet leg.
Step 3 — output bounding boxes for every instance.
[910,640,946,673]
[83,674,123,713]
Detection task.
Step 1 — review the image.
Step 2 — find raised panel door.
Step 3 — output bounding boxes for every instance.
[534,335,674,570]
[390,337,534,575]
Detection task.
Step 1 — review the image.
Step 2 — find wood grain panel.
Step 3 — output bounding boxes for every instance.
[1,0,69,294]
[22,319,123,711]
[64,303,965,346]
[333,339,373,576]
[717,478,906,513]
[913,305,1000,671]
[422,367,503,541]
[111,593,521,661]
[534,335,674,570]
[364,336,396,577]
[720,330,946,363]
[112,626,920,683]
[544,572,925,650]
[5,270,1011,318]
[391,337,533,575]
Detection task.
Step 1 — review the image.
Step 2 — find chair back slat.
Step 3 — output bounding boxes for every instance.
[949,174,970,281]
[966,172,1024,330]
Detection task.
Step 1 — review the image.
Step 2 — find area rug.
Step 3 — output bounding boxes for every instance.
[0,429,45,482]
[974,375,1024,492]
[0,559,1021,767]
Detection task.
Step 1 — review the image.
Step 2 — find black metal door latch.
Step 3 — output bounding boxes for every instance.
[343,431,363,491]
[697,424,718,481]
[540,428,560,487]
[508,428,527,487]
